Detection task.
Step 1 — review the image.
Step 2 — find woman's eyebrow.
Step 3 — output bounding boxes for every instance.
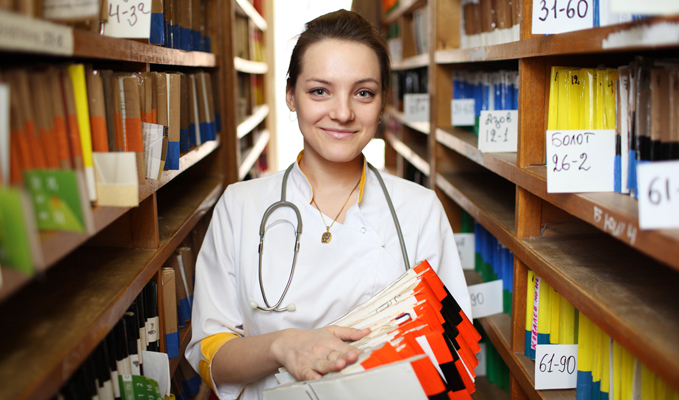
[305,78,380,86]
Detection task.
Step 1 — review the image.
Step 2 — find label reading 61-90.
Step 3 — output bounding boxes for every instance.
[535,344,578,390]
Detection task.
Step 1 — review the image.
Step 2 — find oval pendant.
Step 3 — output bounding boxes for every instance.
[321,231,332,244]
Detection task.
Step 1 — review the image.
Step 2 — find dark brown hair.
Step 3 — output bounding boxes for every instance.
[286,9,391,99]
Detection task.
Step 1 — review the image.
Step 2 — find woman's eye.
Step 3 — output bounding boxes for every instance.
[357,90,375,98]
[310,88,326,96]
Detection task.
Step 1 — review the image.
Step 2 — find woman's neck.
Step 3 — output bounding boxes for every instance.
[298,148,363,195]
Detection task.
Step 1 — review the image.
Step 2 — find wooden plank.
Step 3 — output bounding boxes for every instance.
[520,234,679,391]
[170,323,192,375]
[473,376,510,400]
[434,15,679,64]
[0,176,223,400]
[517,58,546,167]
[234,57,268,74]
[239,130,271,180]
[392,52,430,71]
[384,130,430,176]
[435,126,679,271]
[237,104,270,139]
[435,0,461,51]
[72,30,216,66]
[234,0,267,31]
[383,0,427,25]
[514,352,576,400]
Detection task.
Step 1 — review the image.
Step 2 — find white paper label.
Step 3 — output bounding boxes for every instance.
[535,344,578,390]
[404,94,429,123]
[546,130,616,193]
[103,0,152,39]
[637,160,679,230]
[43,0,100,20]
[532,0,594,34]
[467,280,503,319]
[0,83,9,184]
[454,233,475,270]
[478,110,518,153]
[451,99,475,126]
[0,10,74,56]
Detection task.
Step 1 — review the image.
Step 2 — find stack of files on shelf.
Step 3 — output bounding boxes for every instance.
[473,222,513,314]
[547,60,679,197]
[525,271,679,399]
[265,261,481,400]
[411,5,429,56]
[460,0,520,48]
[453,70,518,136]
[0,66,219,276]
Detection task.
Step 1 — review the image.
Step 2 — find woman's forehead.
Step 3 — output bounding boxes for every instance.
[297,39,381,85]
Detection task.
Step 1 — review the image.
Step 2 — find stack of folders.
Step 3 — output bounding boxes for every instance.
[0,0,216,53]
[453,70,519,136]
[460,0,520,48]
[389,68,428,115]
[525,271,679,399]
[265,260,481,400]
[471,220,512,391]
[548,61,679,196]
[410,5,429,56]
[0,67,218,274]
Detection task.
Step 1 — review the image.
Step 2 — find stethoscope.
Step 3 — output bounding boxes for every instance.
[248,162,410,312]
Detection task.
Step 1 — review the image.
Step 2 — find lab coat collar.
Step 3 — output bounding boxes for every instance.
[293,151,368,205]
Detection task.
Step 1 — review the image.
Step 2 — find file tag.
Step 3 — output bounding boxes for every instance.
[531,0,594,35]
[404,94,429,123]
[546,130,616,193]
[467,280,503,319]
[454,233,475,270]
[103,0,153,39]
[0,10,74,56]
[637,160,679,229]
[478,110,518,153]
[451,99,475,126]
[534,344,578,390]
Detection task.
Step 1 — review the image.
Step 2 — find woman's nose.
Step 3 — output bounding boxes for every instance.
[329,96,354,122]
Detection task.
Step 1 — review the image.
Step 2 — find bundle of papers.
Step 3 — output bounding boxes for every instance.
[265,260,481,400]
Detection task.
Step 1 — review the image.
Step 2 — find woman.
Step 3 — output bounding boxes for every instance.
[186,9,471,399]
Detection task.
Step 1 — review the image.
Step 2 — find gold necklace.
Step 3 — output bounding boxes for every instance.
[312,177,361,244]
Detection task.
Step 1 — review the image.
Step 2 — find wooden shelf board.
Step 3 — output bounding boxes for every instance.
[234,0,267,31]
[384,130,430,176]
[170,323,192,376]
[239,130,271,180]
[436,126,679,271]
[392,53,430,71]
[435,15,679,64]
[387,105,431,134]
[74,30,216,66]
[520,233,679,391]
[0,176,222,400]
[237,104,270,139]
[513,353,576,400]
[473,376,510,400]
[234,57,268,74]
[0,139,221,303]
[382,0,427,25]
[435,171,516,241]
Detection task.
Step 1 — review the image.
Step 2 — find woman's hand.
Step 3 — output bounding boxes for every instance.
[271,326,370,381]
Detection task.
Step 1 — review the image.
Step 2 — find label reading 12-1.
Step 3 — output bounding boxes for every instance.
[532,0,593,34]
[535,344,578,390]
[478,110,518,153]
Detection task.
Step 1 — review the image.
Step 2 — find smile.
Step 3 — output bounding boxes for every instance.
[321,128,357,139]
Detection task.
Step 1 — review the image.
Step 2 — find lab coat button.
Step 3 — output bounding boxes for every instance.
[360,227,366,233]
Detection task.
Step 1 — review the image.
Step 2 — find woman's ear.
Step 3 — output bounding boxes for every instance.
[286,86,296,112]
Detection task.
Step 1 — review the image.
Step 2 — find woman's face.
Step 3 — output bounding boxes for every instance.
[286,39,382,165]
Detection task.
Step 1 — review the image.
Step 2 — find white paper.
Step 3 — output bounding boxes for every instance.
[92,152,139,207]
[451,99,475,126]
[404,94,429,124]
[141,351,171,397]
[546,130,616,193]
[478,110,518,153]
[0,10,74,56]
[532,0,594,34]
[43,0,100,20]
[454,233,475,270]
[264,357,429,400]
[610,0,679,15]
[142,122,165,180]
[475,342,486,377]
[415,336,445,381]
[534,344,578,390]
[0,83,9,184]
[637,160,679,230]
[467,280,503,319]
[103,0,153,39]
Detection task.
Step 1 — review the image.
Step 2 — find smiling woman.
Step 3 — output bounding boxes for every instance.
[185,10,471,400]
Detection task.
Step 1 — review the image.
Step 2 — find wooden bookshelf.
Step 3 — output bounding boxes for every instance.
[234,57,269,74]
[238,104,270,139]
[239,129,271,180]
[382,0,679,396]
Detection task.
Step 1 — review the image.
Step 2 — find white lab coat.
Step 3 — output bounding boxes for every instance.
[186,160,471,400]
